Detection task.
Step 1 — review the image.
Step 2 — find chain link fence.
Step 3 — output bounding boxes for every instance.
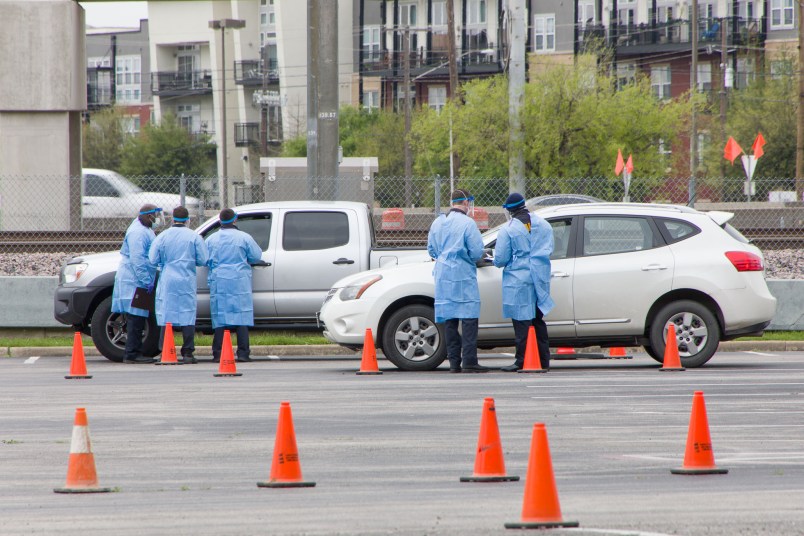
[1,173,802,278]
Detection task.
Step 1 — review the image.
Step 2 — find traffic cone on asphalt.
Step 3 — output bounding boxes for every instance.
[659,324,686,372]
[213,330,242,377]
[155,322,182,366]
[460,398,519,482]
[608,347,631,359]
[54,408,111,493]
[519,326,546,374]
[257,401,316,488]
[505,423,579,529]
[553,347,576,360]
[65,332,92,379]
[356,328,382,375]
[671,391,728,475]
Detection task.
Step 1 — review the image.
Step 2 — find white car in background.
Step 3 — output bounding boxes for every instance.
[319,203,777,371]
[82,168,200,218]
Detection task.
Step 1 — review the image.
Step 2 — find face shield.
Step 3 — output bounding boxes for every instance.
[453,195,475,217]
[139,207,164,229]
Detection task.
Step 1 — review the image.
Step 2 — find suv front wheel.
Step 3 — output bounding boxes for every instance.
[648,300,720,368]
[90,296,160,362]
[381,304,446,371]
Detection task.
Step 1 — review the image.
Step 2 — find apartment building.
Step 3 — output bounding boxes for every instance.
[86,19,153,134]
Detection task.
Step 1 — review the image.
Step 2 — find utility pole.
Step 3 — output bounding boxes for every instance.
[307,0,339,200]
[446,0,460,179]
[508,0,526,194]
[796,0,804,200]
[719,16,728,180]
[110,35,117,105]
[403,26,413,206]
[689,0,698,205]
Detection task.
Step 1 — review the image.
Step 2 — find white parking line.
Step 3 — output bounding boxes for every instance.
[562,529,676,536]
[744,351,778,356]
[266,355,280,360]
[23,356,40,364]
[531,393,783,399]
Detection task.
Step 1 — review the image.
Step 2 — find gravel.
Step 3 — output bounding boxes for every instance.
[2,249,803,279]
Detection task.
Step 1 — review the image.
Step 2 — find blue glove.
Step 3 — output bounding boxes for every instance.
[147,281,155,294]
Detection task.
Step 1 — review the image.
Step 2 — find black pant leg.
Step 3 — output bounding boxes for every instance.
[125,314,146,360]
[512,319,531,366]
[212,327,225,360]
[533,309,551,369]
[460,318,479,367]
[235,326,250,358]
[180,325,196,355]
[444,319,462,369]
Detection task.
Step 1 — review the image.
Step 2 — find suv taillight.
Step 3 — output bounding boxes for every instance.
[725,251,763,272]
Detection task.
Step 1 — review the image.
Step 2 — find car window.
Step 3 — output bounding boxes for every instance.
[84,175,120,197]
[655,218,700,244]
[202,213,272,251]
[550,219,572,260]
[582,216,655,256]
[282,211,349,251]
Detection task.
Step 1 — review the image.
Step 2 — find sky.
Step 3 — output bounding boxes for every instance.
[80,1,148,28]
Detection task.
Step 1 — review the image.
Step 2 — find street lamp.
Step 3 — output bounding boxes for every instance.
[209,18,246,208]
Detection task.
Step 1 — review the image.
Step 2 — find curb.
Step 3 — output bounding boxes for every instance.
[5,341,803,359]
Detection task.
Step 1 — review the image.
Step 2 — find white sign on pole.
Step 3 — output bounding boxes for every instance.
[741,154,757,181]
[622,171,631,203]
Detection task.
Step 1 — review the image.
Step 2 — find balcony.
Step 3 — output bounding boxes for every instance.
[611,17,764,56]
[361,47,502,80]
[234,122,260,147]
[87,68,113,110]
[151,70,212,96]
[234,60,279,86]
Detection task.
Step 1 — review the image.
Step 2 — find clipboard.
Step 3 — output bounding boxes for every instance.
[131,287,155,311]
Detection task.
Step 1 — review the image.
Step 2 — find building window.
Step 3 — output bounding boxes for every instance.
[697,63,712,91]
[617,63,636,88]
[770,59,793,80]
[736,57,755,89]
[651,65,671,99]
[363,90,379,111]
[363,26,381,61]
[432,0,446,26]
[533,15,555,52]
[771,0,794,28]
[578,0,595,27]
[261,0,266,4]
[176,104,200,133]
[467,0,486,25]
[269,12,275,25]
[428,85,447,112]
[399,3,417,26]
[115,55,142,104]
[261,12,267,25]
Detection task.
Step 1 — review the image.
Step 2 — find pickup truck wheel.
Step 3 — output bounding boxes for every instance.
[648,300,720,368]
[381,305,446,371]
[90,297,160,362]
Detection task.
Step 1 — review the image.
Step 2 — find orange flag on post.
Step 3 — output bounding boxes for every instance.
[625,154,634,174]
[614,149,625,176]
[752,132,766,160]
[724,136,743,165]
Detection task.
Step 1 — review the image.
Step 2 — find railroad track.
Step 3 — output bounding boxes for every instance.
[1,228,802,253]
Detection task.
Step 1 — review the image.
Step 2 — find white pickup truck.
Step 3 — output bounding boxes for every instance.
[54,201,428,361]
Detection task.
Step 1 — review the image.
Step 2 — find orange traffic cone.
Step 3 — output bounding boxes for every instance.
[257,401,316,488]
[608,347,631,359]
[155,322,182,366]
[671,391,728,475]
[54,408,111,493]
[519,326,546,373]
[214,330,242,377]
[659,324,686,371]
[65,332,92,379]
[505,423,579,529]
[553,347,577,360]
[461,398,519,482]
[356,328,382,375]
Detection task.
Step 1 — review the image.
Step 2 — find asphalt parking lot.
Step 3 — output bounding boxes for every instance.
[2,350,804,535]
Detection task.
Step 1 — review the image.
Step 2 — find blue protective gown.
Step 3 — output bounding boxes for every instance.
[427,210,484,322]
[493,218,539,320]
[111,219,156,318]
[205,228,263,328]
[148,226,209,326]
[529,214,555,316]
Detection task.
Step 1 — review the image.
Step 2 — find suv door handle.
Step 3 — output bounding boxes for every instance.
[251,260,271,267]
[641,264,667,271]
[551,271,569,278]
[333,258,355,265]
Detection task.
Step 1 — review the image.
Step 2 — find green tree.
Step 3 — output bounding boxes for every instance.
[82,107,127,170]
[120,113,216,179]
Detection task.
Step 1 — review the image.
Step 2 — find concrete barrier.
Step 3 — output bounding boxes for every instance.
[2,276,802,330]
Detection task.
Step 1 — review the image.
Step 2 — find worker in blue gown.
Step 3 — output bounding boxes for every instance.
[205,208,263,363]
[111,204,161,364]
[427,189,488,373]
[148,206,209,364]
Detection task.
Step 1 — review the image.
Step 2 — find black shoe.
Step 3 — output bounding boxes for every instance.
[501,363,522,372]
[236,356,252,363]
[462,364,491,373]
[124,357,156,364]
[211,357,220,363]
[449,367,462,373]
[181,356,198,364]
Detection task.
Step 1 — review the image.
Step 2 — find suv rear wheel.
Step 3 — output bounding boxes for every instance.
[90,296,160,362]
[648,300,720,368]
[381,305,446,371]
